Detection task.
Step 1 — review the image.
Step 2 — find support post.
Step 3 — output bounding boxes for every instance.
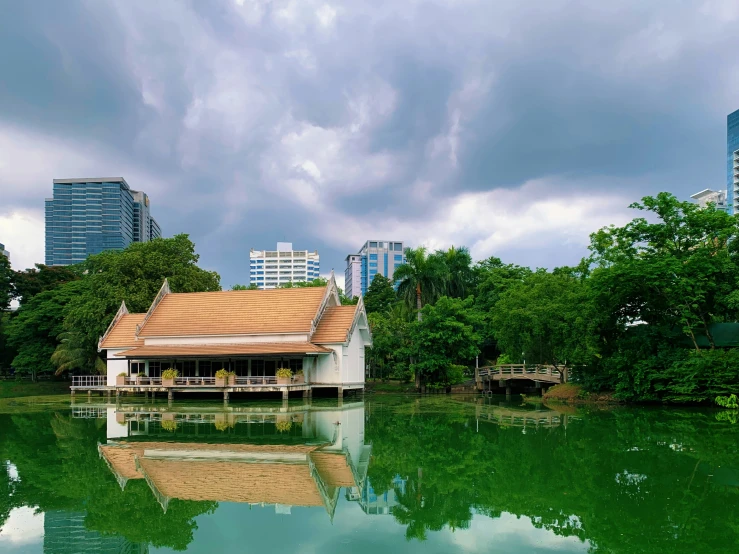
[282,388,289,401]
[302,389,309,398]
[87,390,92,398]
[168,390,174,401]
[337,387,343,398]
[71,390,75,398]
[506,386,512,398]
[224,391,229,401]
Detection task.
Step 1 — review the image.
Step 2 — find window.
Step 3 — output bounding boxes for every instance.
[369,262,377,267]
[394,243,403,251]
[149,361,161,377]
[394,254,403,262]
[289,359,303,372]
[370,242,377,248]
[131,362,145,374]
[369,254,378,260]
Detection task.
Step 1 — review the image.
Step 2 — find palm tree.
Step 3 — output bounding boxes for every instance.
[51,331,106,375]
[438,246,473,298]
[395,247,447,321]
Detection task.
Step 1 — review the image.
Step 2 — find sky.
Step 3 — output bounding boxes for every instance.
[1,0,738,290]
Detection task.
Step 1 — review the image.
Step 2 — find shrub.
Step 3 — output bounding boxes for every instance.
[162,368,179,379]
[215,368,230,379]
[276,420,292,433]
[276,368,293,379]
[117,372,127,377]
[716,394,739,409]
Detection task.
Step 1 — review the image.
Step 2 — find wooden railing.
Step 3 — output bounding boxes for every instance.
[71,375,107,388]
[477,364,563,382]
[235,376,278,386]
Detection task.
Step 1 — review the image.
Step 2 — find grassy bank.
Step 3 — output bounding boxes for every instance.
[365,380,417,394]
[0,380,70,399]
[543,383,619,404]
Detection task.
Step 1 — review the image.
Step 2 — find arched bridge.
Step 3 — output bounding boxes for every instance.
[476,364,567,395]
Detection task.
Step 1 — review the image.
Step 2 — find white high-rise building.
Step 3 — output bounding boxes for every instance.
[691,189,729,212]
[249,242,320,289]
[345,240,405,298]
[0,242,8,260]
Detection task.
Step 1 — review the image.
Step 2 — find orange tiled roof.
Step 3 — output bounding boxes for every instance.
[310,452,356,487]
[100,314,146,349]
[99,445,141,480]
[311,305,358,343]
[137,288,327,337]
[115,342,331,358]
[138,458,325,506]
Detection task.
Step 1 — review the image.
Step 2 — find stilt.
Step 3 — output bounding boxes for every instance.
[282,388,289,401]
[302,389,309,398]
[224,391,230,401]
[87,390,92,398]
[71,390,75,398]
[337,387,343,398]
[168,390,174,401]
[506,386,512,398]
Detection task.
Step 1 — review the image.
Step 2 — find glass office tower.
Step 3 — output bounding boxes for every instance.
[344,240,405,298]
[45,178,161,266]
[727,109,739,215]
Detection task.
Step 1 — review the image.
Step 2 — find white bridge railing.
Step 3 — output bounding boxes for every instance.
[71,375,107,388]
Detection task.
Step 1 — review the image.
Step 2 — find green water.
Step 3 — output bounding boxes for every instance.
[0,395,737,553]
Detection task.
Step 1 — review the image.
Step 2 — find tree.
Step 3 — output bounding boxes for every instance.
[490,270,598,374]
[395,247,447,321]
[588,192,739,349]
[364,274,396,315]
[12,264,80,305]
[408,296,481,389]
[5,280,86,379]
[232,284,259,290]
[278,278,327,288]
[367,309,411,381]
[437,246,473,299]
[0,254,12,311]
[60,235,221,374]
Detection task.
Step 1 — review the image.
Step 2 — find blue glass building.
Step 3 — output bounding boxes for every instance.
[727,109,739,215]
[344,240,405,298]
[45,178,161,266]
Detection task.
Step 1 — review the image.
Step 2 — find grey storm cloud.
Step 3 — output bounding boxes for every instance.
[1,0,738,286]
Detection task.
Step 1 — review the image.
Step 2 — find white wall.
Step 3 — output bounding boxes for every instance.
[312,349,341,384]
[106,350,128,386]
[106,407,129,439]
[342,326,366,385]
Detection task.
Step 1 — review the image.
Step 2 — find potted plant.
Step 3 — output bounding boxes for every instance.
[215,368,229,387]
[276,367,293,385]
[162,368,179,387]
[293,369,304,384]
[116,372,127,386]
[228,371,237,386]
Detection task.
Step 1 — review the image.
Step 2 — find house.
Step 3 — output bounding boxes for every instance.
[97,272,371,398]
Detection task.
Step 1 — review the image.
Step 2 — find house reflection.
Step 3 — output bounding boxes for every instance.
[96,402,371,519]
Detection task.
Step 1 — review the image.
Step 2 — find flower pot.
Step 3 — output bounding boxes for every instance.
[293,375,304,384]
[163,378,175,387]
[116,375,126,386]
[215,377,227,387]
[228,375,236,386]
[277,377,291,385]
[135,375,143,385]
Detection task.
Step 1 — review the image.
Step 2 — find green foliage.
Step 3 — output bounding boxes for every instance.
[715,394,739,409]
[162,368,179,379]
[408,296,480,388]
[276,367,293,378]
[231,283,259,290]
[367,309,412,381]
[395,247,448,319]
[278,277,327,288]
[12,264,80,305]
[5,281,86,379]
[491,270,598,369]
[0,254,12,311]
[215,369,230,379]
[364,274,396,314]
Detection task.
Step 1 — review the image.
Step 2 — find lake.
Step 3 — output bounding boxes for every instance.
[0,394,737,553]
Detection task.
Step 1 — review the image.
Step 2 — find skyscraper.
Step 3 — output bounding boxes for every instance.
[45,178,161,266]
[690,189,729,212]
[0,242,8,259]
[727,109,739,214]
[249,242,320,289]
[344,240,405,298]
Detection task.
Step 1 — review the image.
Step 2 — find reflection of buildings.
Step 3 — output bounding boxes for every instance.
[43,510,147,554]
[98,403,371,520]
[359,476,406,515]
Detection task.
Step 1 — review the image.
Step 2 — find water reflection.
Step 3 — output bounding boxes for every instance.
[98,403,370,519]
[1,396,738,553]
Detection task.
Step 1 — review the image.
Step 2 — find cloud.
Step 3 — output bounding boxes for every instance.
[0,0,737,287]
[0,507,45,546]
[0,210,45,272]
